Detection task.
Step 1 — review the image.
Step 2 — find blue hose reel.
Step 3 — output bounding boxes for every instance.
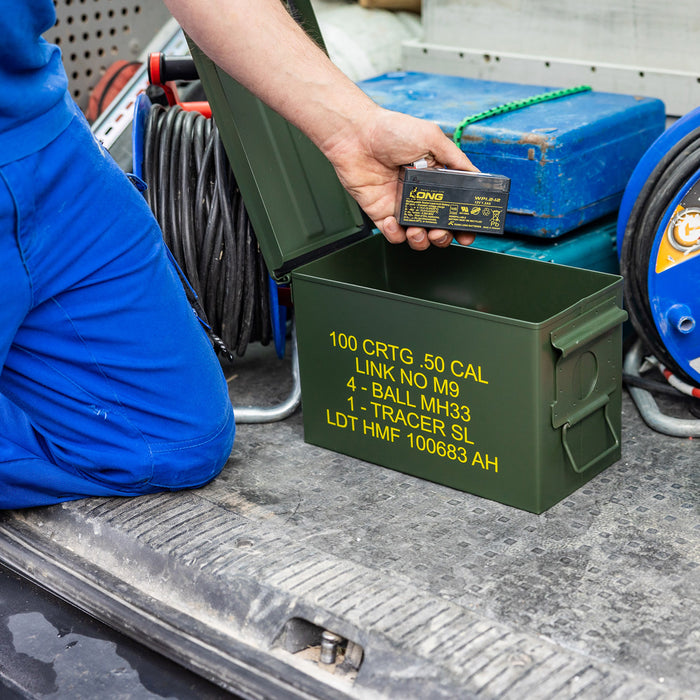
[618,107,700,386]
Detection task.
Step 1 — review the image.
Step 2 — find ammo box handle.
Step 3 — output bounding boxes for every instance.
[551,304,627,358]
[551,298,624,474]
[561,398,620,474]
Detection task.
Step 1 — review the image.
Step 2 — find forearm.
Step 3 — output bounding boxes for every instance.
[161,0,377,156]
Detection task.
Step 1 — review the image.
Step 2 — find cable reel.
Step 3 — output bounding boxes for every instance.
[618,107,700,388]
[131,61,288,362]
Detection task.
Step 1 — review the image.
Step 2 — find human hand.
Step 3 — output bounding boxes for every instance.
[322,105,479,250]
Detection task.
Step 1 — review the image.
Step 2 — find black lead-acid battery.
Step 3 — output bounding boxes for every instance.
[395,166,511,235]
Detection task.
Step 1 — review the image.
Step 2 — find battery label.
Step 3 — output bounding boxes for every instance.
[400,185,506,233]
[395,167,511,235]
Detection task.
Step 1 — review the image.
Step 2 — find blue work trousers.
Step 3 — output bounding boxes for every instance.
[0,114,235,509]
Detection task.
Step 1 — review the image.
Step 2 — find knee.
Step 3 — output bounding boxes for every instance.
[148,404,236,490]
[65,404,235,498]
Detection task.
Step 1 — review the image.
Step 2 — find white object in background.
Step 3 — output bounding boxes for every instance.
[312,0,421,82]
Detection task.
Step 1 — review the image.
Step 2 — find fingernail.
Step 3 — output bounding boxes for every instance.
[412,231,426,243]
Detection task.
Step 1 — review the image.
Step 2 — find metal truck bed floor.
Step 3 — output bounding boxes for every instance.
[0,343,697,699]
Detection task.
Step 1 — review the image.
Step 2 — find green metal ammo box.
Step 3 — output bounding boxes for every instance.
[190,1,627,513]
[291,237,626,513]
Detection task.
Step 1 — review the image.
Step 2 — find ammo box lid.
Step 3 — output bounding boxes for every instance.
[189,40,369,282]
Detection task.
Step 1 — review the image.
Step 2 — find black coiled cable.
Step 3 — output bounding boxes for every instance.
[142,103,272,359]
[620,125,700,384]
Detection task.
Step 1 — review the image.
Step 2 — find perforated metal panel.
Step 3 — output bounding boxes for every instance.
[44,0,172,110]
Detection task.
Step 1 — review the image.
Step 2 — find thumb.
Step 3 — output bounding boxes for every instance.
[430,133,479,172]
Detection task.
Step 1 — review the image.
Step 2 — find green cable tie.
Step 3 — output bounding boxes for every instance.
[452,85,592,145]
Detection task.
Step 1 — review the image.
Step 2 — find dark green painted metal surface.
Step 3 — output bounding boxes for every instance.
[188,0,368,281]
[292,237,627,513]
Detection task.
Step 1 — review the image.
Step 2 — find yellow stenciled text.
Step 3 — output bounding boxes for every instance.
[450,359,488,384]
[326,330,498,476]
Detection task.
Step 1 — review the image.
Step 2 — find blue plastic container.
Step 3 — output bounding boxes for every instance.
[358,72,665,237]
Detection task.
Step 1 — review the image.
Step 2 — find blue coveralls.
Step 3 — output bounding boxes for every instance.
[0,2,235,508]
